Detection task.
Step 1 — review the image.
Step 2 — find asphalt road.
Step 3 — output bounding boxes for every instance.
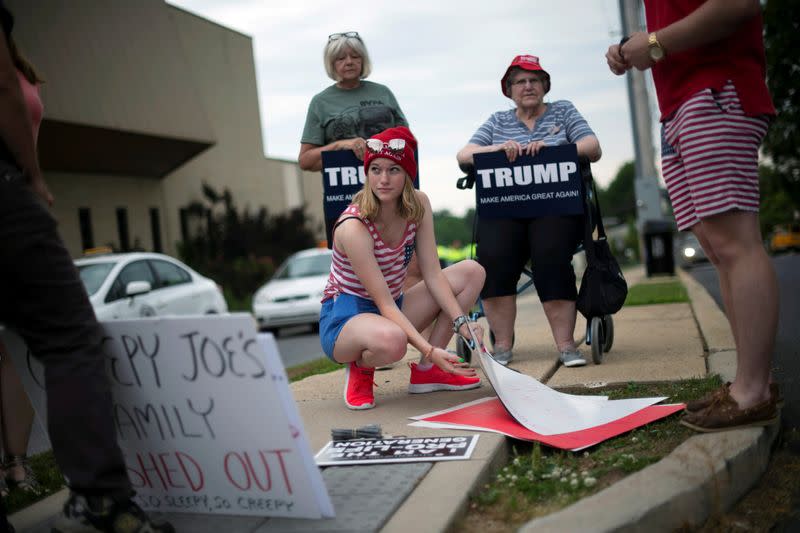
[273,325,326,369]
[686,252,800,431]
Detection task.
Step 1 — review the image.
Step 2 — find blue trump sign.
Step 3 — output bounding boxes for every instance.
[321,150,366,220]
[474,144,584,219]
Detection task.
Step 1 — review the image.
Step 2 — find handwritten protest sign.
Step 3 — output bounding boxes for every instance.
[0,315,333,519]
[474,143,584,219]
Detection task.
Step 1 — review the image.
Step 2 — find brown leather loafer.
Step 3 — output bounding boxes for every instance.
[685,382,783,413]
[680,388,779,433]
[684,382,730,413]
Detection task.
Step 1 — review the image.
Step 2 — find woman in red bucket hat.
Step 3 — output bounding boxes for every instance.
[457,54,602,368]
[318,126,487,410]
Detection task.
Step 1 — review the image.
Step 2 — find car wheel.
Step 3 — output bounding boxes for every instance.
[311,322,320,333]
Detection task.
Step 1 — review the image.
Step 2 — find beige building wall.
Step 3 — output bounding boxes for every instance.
[47,173,165,258]
[8,0,213,141]
[5,0,324,258]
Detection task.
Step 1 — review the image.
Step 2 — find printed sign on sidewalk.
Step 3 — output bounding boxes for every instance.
[315,435,478,466]
[0,315,333,519]
[474,143,584,219]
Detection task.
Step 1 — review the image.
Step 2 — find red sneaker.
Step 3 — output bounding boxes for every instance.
[344,362,376,410]
[408,362,481,394]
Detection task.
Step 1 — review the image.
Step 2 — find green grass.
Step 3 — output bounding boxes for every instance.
[286,357,341,382]
[224,289,252,312]
[5,451,66,514]
[458,376,722,530]
[624,280,689,306]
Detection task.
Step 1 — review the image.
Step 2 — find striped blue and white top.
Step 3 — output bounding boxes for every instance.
[468,100,595,147]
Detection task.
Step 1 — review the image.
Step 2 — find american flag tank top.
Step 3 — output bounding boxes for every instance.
[322,204,417,302]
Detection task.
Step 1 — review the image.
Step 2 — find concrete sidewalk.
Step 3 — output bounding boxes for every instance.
[11,267,778,532]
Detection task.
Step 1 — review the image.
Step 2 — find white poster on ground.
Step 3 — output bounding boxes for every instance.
[0,315,333,519]
[476,344,665,435]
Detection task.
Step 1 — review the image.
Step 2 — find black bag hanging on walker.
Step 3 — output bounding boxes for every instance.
[576,179,627,318]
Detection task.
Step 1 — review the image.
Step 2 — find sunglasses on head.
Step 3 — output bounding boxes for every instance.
[366,138,406,154]
[328,31,360,42]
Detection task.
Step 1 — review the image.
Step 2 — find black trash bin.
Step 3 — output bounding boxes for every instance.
[643,219,675,276]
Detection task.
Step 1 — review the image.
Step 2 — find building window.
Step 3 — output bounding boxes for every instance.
[179,207,189,242]
[116,207,130,252]
[78,207,93,251]
[149,207,162,252]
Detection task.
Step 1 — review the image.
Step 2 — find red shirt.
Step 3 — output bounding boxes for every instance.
[645,0,775,121]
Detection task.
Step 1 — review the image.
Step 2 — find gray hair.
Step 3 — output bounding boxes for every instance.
[323,34,372,81]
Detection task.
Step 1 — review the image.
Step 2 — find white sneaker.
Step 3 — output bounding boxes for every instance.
[559,349,587,367]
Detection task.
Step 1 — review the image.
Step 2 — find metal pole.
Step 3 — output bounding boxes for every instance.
[619,0,667,275]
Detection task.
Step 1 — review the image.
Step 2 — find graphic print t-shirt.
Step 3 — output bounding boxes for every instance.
[301,80,408,146]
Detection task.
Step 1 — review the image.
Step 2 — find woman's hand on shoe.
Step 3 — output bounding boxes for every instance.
[430,347,477,377]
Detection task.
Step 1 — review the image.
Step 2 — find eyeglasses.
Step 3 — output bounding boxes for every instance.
[366,138,406,154]
[328,31,361,42]
[511,77,543,88]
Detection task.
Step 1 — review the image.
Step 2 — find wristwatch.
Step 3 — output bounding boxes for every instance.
[648,32,665,63]
[452,315,469,334]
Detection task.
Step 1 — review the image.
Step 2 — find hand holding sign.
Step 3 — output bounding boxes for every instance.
[475,143,584,219]
[345,137,367,160]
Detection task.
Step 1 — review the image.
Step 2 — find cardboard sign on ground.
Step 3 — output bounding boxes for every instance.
[0,315,333,519]
[315,435,479,466]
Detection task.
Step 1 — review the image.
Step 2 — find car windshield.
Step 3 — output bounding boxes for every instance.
[273,254,332,280]
[77,262,116,295]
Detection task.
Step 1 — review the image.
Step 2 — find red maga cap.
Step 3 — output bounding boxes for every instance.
[363,126,418,180]
[501,54,550,97]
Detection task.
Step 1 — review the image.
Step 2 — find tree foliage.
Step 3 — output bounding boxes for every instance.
[433,208,476,246]
[597,161,636,222]
[762,0,800,219]
[178,183,320,307]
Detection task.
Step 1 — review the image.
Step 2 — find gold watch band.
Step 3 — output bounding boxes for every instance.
[648,32,665,62]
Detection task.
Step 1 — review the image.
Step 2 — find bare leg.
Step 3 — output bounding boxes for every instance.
[401,253,432,363]
[331,260,484,370]
[693,211,777,408]
[692,226,739,349]
[481,295,516,352]
[542,299,578,351]
[332,314,408,368]
[0,345,35,482]
[401,260,485,351]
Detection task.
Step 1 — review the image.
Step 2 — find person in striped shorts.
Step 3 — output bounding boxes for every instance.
[319,126,486,410]
[607,0,779,432]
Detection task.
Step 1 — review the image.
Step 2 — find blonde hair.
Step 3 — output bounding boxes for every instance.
[324,35,372,81]
[353,176,424,224]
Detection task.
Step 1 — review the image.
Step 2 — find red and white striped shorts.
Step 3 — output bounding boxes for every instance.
[661,82,770,230]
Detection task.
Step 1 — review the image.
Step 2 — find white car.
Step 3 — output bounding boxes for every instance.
[252,248,332,335]
[75,252,228,320]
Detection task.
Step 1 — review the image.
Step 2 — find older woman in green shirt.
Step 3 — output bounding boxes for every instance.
[298,31,408,172]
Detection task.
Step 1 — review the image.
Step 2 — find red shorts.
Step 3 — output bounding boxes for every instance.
[661,82,770,230]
